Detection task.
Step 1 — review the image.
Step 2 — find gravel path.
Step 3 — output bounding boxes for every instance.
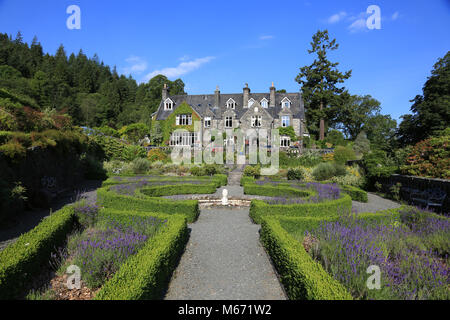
[164,207,286,300]
[165,166,286,300]
[352,192,402,213]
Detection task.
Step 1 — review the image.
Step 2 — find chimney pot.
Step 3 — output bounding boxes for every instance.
[270,82,276,107]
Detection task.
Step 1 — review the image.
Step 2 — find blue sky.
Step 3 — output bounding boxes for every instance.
[0,0,449,121]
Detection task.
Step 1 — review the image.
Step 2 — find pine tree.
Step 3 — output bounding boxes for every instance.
[296,30,352,141]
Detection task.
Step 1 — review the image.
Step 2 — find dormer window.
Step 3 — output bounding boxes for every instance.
[248,98,255,108]
[226,98,236,109]
[281,97,291,108]
[260,98,268,108]
[164,98,173,110]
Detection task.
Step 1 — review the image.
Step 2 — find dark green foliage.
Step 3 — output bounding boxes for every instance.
[287,168,305,181]
[398,52,450,145]
[0,33,185,127]
[325,130,346,147]
[333,146,356,165]
[295,30,352,140]
[279,126,297,141]
[279,151,322,168]
[243,165,261,179]
[83,154,107,180]
[312,162,336,181]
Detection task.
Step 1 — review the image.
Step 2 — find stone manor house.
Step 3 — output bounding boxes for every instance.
[153,83,307,148]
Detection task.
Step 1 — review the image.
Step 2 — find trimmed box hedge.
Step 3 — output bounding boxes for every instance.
[138,183,217,197]
[0,206,76,299]
[102,174,227,188]
[341,185,368,203]
[94,209,188,300]
[260,215,352,300]
[243,184,312,198]
[249,194,352,224]
[97,187,200,223]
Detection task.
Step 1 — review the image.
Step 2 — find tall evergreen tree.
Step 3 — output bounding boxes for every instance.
[295,30,352,140]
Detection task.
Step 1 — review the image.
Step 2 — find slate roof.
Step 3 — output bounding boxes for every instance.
[155,92,305,121]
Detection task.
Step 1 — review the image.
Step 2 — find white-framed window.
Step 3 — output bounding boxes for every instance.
[280,136,291,147]
[225,116,233,128]
[248,98,255,108]
[281,116,290,127]
[170,132,197,146]
[164,98,173,110]
[281,97,291,109]
[204,117,211,128]
[260,98,268,108]
[226,98,236,109]
[176,114,192,126]
[251,115,262,128]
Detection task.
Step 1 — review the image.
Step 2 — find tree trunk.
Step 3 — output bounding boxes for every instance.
[319,101,325,141]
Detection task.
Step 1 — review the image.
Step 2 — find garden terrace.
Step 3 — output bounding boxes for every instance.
[260,207,450,300]
[0,204,188,300]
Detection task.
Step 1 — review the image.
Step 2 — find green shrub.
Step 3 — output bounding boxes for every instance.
[312,163,336,181]
[139,183,217,197]
[259,216,352,300]
[122,144,147,162]
[131,158,150,174]
[334,146,356,165]
[244,165,261,179]
[0,140,26,160]
[0,206,76,299]
[287,168,304,181]
[190,166,205,176]
[83,155,107,180]
[244,184,312,198]
[333,163,347,177]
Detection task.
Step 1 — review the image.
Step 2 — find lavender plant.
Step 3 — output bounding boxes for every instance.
[305,209,449,300]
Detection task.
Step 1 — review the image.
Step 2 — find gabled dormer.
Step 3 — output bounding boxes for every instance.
[260,98,268,108]
[281,97,291,109]
[164,98,174,110]
[248,98,255,108]
[226,98,236,109]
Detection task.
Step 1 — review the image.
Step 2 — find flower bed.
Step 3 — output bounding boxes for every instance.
[268,207,450,300]
[0,203,188,300]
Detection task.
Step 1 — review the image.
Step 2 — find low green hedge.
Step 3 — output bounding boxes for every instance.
[250,194,352,224]
[95,210,188,300]
[139,183,217,197]
[244,184,312,198]
[341,185,368,203]
[97,187,200,223]
[0,206,76,299]
[102,174,227,188]
[260,215,352,300]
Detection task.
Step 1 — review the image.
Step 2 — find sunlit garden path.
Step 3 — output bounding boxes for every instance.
[352,192,402,213]
[164,166,286,300]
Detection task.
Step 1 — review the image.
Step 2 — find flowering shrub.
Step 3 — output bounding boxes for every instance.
[305,208,450,300]
[147,148,167,162]
[400,130,450,179]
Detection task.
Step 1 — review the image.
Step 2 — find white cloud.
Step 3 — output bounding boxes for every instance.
[144,56,215,81]
[178,55,190,61]
[122,56,148,75]
[327,11,347,24]
[391,11,399,21]
[259,35,275,40]
[348,18,367,33]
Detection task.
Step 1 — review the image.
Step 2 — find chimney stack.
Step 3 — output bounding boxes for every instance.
[243,83,250,108]
[270,82,276,107]
[162,83,168,101]
[215,85,220,108]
